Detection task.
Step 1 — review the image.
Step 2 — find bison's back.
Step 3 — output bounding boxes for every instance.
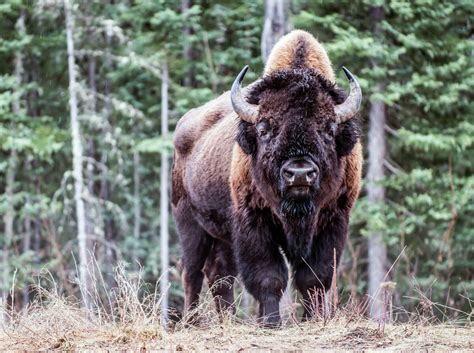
[172,92,238,239]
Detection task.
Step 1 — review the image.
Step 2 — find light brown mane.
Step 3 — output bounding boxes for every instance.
[264,30,335,83]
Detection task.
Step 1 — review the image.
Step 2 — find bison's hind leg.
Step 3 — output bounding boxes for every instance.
[204,240,237,318]
[174,199,212,322]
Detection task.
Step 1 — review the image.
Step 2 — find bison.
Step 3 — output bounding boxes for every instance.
[172,30,362,326]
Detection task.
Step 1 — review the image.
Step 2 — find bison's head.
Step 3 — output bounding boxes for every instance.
[231,66,361,223]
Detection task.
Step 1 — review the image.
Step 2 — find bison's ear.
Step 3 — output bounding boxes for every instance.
[336,119,360,157]
[237,120,257,155]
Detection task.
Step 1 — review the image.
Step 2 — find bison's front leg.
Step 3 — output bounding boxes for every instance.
[233,207,288,327]
[293,207,348,320]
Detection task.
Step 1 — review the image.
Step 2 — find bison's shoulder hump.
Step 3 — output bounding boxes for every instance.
[264,30,335,83]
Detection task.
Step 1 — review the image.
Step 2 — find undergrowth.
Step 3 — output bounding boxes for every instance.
[0,265,472,350]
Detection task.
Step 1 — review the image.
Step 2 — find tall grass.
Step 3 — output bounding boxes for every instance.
[0,260,472,350]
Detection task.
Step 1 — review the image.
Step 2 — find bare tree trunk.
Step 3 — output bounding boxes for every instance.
[261,0,290,63]
[181,0,194,87]
[34,182,41,267]
[367,83,387,319]
[29,60,41,275]
[33,220,40,265]
[133,149,141,268]
[160,60,170,325]
[367,5,388,320]
[86,54,97,256]
[1,149,17,320]
[1,11,25,322]
[23,196,31,307]
[101,20,115,287]
[64,0,93,310]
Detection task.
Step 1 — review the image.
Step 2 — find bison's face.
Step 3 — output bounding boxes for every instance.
[232,67,361,219]
[248,113,342,219]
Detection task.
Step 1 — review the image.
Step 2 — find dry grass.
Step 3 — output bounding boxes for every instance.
[1,267,473,351]
[1,307,472,351]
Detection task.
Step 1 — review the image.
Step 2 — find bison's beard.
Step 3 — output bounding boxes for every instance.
[280,197,315,218]
[280,197,317,260]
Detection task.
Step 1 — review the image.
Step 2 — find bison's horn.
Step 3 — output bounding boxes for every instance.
[231,65,259,123]
[334,67,362,124]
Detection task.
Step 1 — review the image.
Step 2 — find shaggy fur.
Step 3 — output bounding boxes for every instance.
[264,30,336,82]
[172,30,362,326]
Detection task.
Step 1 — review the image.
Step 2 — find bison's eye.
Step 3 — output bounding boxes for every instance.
[321,123,337,143]
[256,121,271,142]
[323,132,334,142]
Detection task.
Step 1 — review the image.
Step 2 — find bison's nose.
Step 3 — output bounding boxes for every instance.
[281,160,318,186]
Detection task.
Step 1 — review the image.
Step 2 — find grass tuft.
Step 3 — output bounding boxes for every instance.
[1,265,472,350]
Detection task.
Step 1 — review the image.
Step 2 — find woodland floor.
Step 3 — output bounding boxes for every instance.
[1,270,472,351]
[1,314,472,351]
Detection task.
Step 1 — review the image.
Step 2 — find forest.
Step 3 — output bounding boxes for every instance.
[0,0,473,350]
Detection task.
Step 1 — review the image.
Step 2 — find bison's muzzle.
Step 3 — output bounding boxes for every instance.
[281,157,319,188]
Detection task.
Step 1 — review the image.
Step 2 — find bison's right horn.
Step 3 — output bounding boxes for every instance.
[231,65,259,123]
[334,67,362,124]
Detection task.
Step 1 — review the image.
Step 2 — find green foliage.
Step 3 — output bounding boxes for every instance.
[135,137,173,154]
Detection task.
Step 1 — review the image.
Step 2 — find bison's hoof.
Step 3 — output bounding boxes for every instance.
[260,314,281,329]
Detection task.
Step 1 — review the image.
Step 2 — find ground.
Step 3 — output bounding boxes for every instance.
[1,270,472,351]
[1,315,472,351]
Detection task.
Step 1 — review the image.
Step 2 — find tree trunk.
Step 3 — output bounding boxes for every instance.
[64,0,93,310]
[261,0,289,63]
[1,11,25,321]
[367,5,388,320]
[34,183,41,267]
[181,0,194,87]
[86,54,97,256]
[30,61,41,273]
[22,196,31,307]
[1,149,17,320]
[133,149,141,269]
[160,60,170,325]
[367,83,387,319]
[101,20,115,288]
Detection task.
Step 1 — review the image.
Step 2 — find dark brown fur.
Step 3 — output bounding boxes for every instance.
[172,30,362,326]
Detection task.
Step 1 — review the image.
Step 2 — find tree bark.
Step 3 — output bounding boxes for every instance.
[64,0,93,310]
[367,5,388,320]
[23,196,31,307]
[34,183,41,267]
[181,0,194,87]
[133,149,141,269]
[261,0,290,63]
[101,20,115,288]
[1,11,25,321]
[1,149,17,320]
[86,54,97,256]
[367,84,388,319]
[160,60,170,325]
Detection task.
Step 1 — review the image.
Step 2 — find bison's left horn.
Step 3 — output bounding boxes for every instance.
[231,65,259,123]
[334,67,362,124]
